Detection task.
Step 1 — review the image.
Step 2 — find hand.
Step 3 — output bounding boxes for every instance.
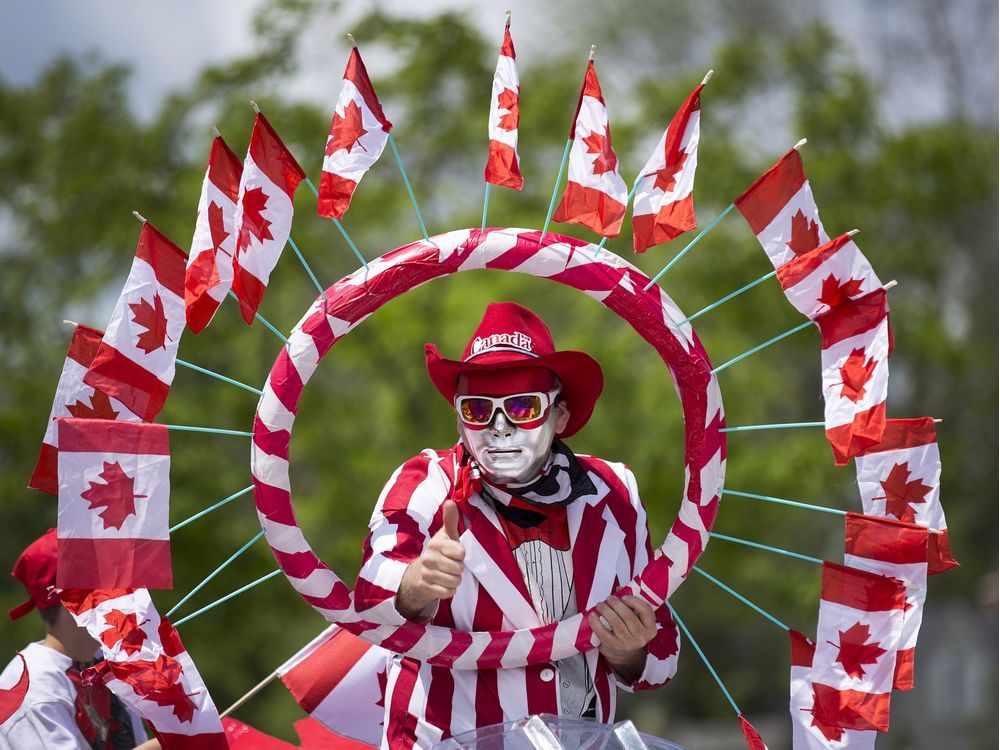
[133,740,161,750]
[588,595,657,682]
[396,500,466,621]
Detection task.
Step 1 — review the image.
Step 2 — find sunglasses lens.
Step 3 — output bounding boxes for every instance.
[503,394,544,422]
[460,397,495,424]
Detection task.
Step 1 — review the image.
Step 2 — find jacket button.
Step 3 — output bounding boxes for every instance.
[539,667,555,682]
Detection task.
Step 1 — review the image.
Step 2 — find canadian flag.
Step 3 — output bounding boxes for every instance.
[223,716,372,748]
[277,624,390,746]
[844,513,929,691]
[56,418,171,589]
[185,135,243,334]
[811,562,906,732]
[815,290,893,465]
[59,588,226,749]
[83,221,187,422]
[552,60,629,237]
[776,232,882,320]
[484,22,523,191]
[232,112,307,325]
[29,324,142,496]
[789,629,876,749]
[318,47,393,219]
[632,80,705,253]
[735,148,830,269]
[738,715,769,749]
[854,418,957,574]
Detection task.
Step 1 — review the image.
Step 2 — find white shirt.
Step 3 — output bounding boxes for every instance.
[0,642,146,749]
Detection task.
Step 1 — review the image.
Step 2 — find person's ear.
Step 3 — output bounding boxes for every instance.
[554,399,570,434]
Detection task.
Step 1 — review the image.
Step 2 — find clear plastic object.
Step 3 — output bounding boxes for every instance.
[432,715,688,750]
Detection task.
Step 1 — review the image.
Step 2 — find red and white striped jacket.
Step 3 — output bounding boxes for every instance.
[356,445,680,749]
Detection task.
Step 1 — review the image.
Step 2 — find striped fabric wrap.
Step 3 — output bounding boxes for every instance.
[251,228,725,670]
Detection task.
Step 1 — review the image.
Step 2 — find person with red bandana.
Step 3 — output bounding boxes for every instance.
[355,302,680,748]
[1,529,159,749]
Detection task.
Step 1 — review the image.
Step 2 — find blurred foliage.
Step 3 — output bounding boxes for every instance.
[0,0,995,747]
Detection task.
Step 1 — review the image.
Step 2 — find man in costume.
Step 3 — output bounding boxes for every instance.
[0,529,158,749]
[357,302,680,748]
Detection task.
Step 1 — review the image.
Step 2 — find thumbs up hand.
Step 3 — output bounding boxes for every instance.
[396,500,466,622]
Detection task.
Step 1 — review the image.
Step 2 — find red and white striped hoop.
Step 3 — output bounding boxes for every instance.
[252,228,725,670]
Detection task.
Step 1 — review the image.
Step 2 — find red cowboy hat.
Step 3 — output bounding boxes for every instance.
[9,528,60,621]
[425,302,604,438]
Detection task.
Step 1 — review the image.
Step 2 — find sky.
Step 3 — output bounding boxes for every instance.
[2,0,996,126]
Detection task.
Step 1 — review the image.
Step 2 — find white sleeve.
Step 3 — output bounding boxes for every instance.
[2,700,90,749]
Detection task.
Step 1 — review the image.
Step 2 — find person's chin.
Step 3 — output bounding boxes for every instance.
[482,453,532,484]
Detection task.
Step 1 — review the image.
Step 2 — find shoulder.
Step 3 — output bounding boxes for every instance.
[576,454,639,500]
[1,645,79,733]
[376,447,457,517]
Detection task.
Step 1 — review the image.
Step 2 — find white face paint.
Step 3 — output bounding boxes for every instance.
[457,397,570,485]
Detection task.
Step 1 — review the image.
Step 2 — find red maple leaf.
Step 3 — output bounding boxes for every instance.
[112,654,197,722]
[326,100,368,156]
[877,462,932,522]
[787,209,820,255]
[652,150,689,193]
[100,609,149,656]
[81,461,148,530]
[496,87,519,131]
[67,389,120,420]
[129,294,170,354]
[805,692,846,742]
[582,128,618,176]
[818,274,864,310]
[375,667,388,709]
[838,348,878,403]
[206,200,230,257]
[236,187,274,257]
[831,622,886,680]
[146,681,198,723]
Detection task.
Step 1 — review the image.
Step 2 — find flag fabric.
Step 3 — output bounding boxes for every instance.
[223,716,373,748]
[29,324,142,496]
[484,23,523,190]
[815,290,893,465]
[83,222,187,422]
[735,148,830,269]
[844,513,929,691]
[776,232,882,320]
[552,60,629,237]
[277,625,389,746]
[185,135,243,334]
[59,588,226,749]
[854,417,957,574]
[56,418,171,589]
[318,48,393,219]
[232,112,307,325]
[632,81,705,253]
[789,629,876,749]
[738,714,769,749]
[811,562,906,732]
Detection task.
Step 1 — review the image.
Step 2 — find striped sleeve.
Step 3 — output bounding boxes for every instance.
[614,464,681,693]
[354,451,453,617]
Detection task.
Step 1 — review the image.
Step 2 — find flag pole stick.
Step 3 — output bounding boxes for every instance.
[303,177,369,270]
[481,182,492,231]
[678,228,861,325]
[711,319,813,374]
[692,566,790,631]
[721,489,846,516]
[166,530,266,618]
[720,421,825,433]
[163,424,253,437]
[643,137,809,292]
[170,486,255,533]
[62,320,264,396]
[540,43,597,247]
[173,569,283,627]
[667,604,741,716]
[387,133,432,243]
[220,671,280,719]
[225,292,291,346]
[709,532,825,565]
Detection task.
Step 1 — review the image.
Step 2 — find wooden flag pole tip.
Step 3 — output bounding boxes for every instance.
[211,124,221,138]
[847,228,860,237]
[794,138,807,150]
[883,279,897,291]
[250,100,261,114]
[589,44,597,60]
[132,211,147,224]
[505,10,512,27]
[63,319,78,329]
[346,33,357,48]
[702,69,714,86]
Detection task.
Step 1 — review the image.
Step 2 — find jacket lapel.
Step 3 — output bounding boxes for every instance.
[569,469,627,613]
[459,492,541,630]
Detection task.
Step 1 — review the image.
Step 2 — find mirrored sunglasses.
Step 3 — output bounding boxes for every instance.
[454,390,559,426]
